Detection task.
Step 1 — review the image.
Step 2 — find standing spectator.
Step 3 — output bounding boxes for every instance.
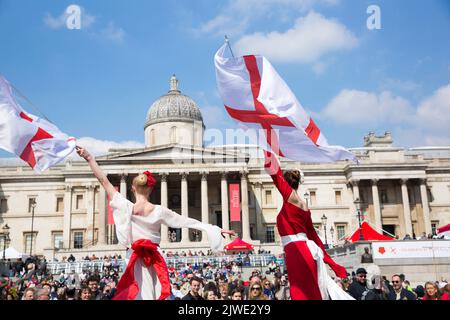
[182,277,204,300]
[362,275,389,300]
[231,289,242,300]
[247,280,268,300]
[35,287,50,300]
[348,268,368,300]
[387,275,417,300]
[218,283,229,300]
[422,281,450,300]
[170,283,183,300]
[22,287,35,300]
[275,275,291,300]
[67,254,76,262]
[203,289,217,300]
[262,279,275,300]
[414,285,425,299]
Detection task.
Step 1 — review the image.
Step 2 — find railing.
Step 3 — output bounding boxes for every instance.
[45,254,282,275]
[46,260,125,275]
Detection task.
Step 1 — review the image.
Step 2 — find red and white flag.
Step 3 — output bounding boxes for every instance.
[214,43,356,163]
[0,76,76,173]
[437,223,450,239]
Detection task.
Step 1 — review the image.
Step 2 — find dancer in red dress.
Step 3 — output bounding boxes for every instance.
[264,151,353,300]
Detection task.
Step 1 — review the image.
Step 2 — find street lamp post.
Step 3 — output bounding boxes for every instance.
[321,214,328,248]
[330,226,334,247]
[30,199,37,256]
[2,224,10,261]
[304,192,310,207]
[354,198,364,241]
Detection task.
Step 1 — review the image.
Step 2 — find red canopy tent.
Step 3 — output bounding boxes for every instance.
[224,237,254,251]
[437,223,450,239]
[345,221,395,242]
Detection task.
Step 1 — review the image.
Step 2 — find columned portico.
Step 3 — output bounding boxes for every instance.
[221,172,230,240]
[201,172,209,243]
[419,179,432,235]
[371,179,382,232]
[401,179,413,236]
[252,182,264,241]
[241,171,251,242]
[97,188,107,245]
[160,173,169,243]
[86,184,96,244]
[181,172,190,243]
[63,185,73,249]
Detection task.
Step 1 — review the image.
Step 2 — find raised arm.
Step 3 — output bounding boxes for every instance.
[76,146,116,199]
[264,150,292,202]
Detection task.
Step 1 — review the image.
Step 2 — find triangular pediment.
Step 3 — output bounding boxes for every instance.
[96,143,249,164]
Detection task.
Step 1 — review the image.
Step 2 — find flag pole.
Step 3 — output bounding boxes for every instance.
[10,83,53,124]
[224,35,235,58]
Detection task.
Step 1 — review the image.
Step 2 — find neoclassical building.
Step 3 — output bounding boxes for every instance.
[1,76,449,258]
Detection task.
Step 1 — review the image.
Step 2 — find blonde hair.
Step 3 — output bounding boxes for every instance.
[132,174,152,195]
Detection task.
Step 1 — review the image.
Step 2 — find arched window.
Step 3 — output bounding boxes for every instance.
[170,126,178,144]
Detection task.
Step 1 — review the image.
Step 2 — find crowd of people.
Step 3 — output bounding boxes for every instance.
[1,252,449,300]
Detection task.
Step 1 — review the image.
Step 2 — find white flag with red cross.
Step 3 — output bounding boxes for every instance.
[0,76,76,173]
[214,43,357,163]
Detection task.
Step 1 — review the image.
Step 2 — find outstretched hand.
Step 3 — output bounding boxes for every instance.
[76,146,93,162]
[221,229,237,238]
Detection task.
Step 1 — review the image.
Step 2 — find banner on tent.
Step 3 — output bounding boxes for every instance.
[372,241,450,259]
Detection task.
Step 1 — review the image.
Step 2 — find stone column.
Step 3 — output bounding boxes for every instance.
[120,174,127,198]
[241,171,251,241]
[401,179,413,236]
[97,187,107,245]
[181,172,190,243]
[349,179,360,234]
[419,179,432,235]
[371,179,382,232]
[63,185,73,249]
[252,182,264,241]
[201,172,209,243]
[221,172,230,240]
[160,173,169,243]
[86,184,96,245]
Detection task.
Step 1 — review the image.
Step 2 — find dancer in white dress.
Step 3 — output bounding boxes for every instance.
[76,146,235,300]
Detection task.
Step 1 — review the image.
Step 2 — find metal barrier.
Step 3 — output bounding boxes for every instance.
[46,254,282,274]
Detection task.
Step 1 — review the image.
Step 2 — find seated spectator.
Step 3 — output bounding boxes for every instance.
[78,285,92,300]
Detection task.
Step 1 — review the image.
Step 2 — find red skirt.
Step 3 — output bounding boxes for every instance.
[284,240,322,300]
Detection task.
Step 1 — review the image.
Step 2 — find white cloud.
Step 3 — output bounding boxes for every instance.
[44,7,95,30]
[195,0,339,36]
[235,12,358,63]
[416,84,450,134]
[322,90,414,126]
[74,137,144,157]
[321,84,450,147]
[101,22,126,43]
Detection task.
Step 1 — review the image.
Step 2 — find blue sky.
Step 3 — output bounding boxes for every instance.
[1,0,450,158]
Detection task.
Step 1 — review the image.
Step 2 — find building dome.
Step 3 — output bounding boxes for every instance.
[145,75,204,129]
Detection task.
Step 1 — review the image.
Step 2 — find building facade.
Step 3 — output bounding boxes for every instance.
[1,76,450,258]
